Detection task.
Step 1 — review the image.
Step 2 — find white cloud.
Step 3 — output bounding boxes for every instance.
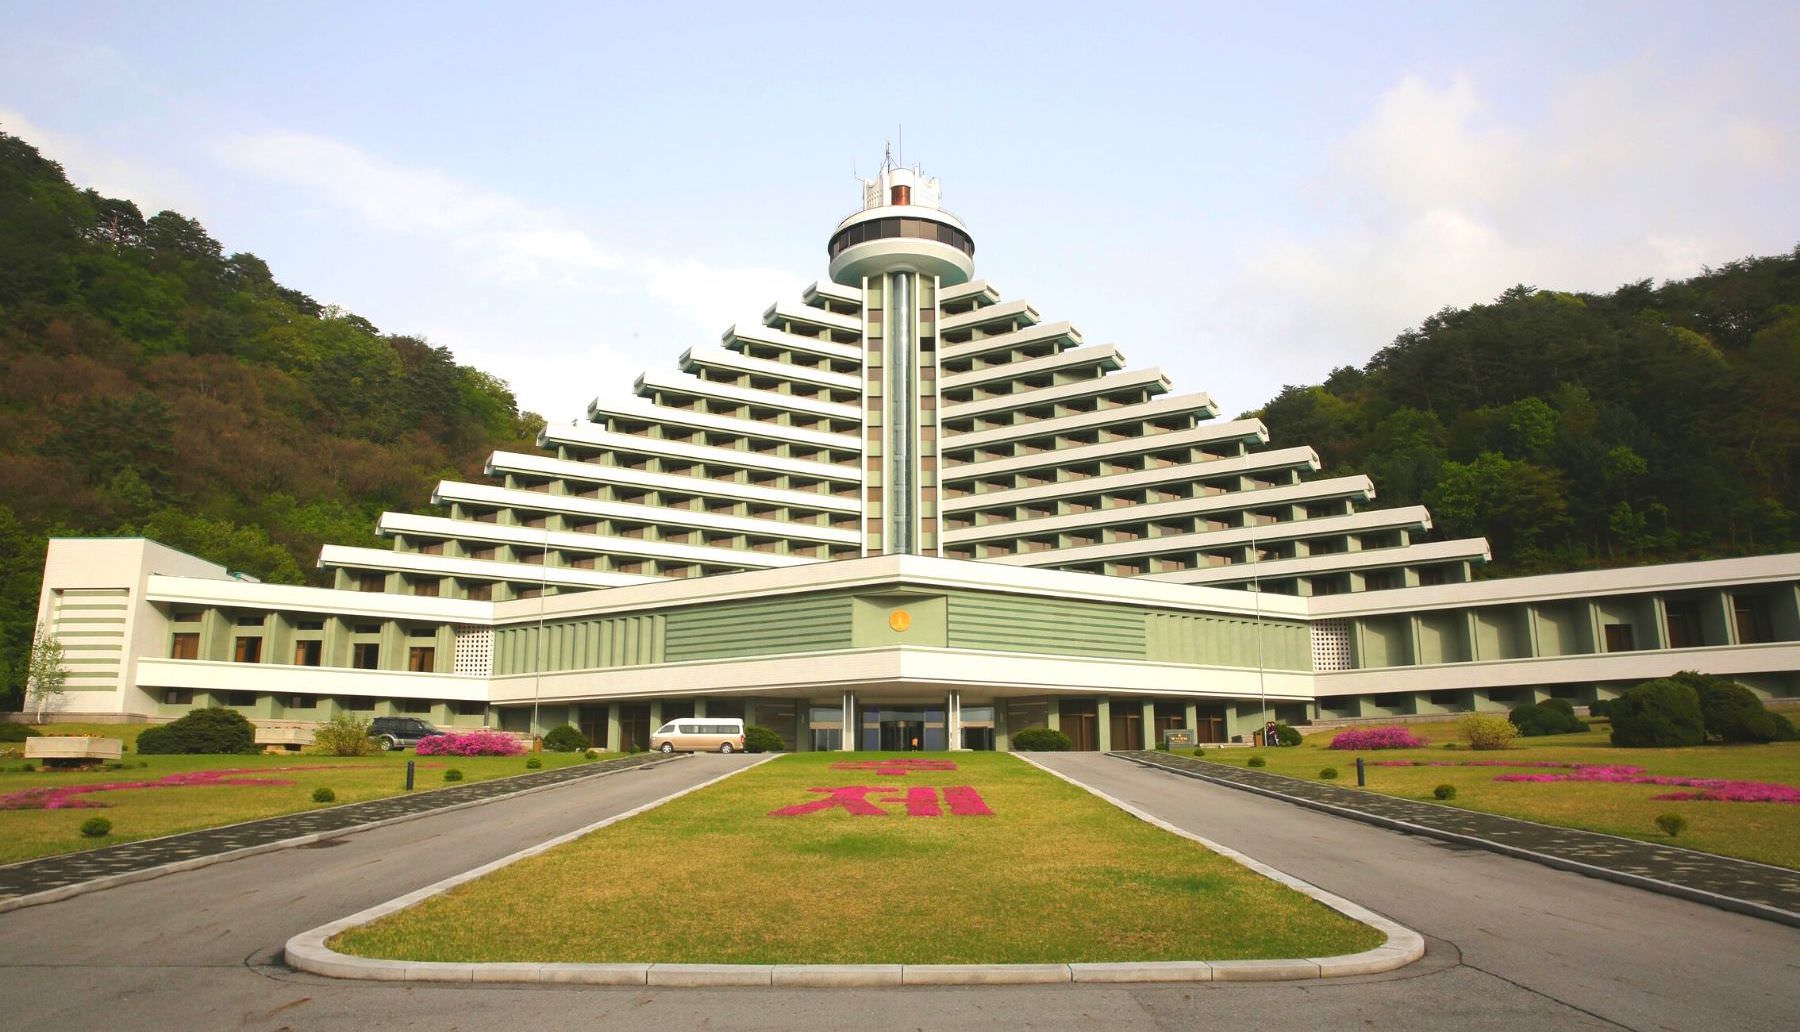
[0,104,195,216]
[1194,59,1799,405]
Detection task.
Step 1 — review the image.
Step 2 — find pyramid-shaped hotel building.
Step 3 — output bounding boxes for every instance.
[35,165,1800,748]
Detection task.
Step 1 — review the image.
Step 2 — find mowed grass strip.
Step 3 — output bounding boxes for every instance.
[330,753,1384,965]
[1216,715,1800,869]
[0,724,602,864]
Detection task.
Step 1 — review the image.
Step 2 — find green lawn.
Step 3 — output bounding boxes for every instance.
[0,723,604,865]
[330,752,1385,965]
[1206,717,1800,869]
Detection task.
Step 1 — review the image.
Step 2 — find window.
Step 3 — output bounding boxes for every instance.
[286,694,317,709]
[353,623,381,635]
[1665,599,1702,648]
[1603,624,1636,653]
[344,696,376,712]
[407,647,435,672]
[297,619,325,631]
[233,636,263,663]
[293,640,322,666]
[163,688,193,706]
[226,691,255,707]
[352,643,380,669]
[358,573,385,592]
[170,633,200,660]
[235,613,265,627]
[400,699,432,714]
[456,700,486,717]
[466,583,492,601]
[171,610,202,624]
[1733,594,1773,644]
[412,579,439,597]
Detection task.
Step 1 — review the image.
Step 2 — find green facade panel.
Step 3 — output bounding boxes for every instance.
[663,596,854,662]
[1146,611,1310,670]
[493,614,665,673]
[946,593,1145,659]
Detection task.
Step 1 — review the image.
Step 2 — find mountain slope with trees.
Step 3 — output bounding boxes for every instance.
[0,131,543,707]
[1257,252,1800,575]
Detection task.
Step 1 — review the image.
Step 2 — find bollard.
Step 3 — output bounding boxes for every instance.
[406,760,415,791]
[1355,756,1365,787]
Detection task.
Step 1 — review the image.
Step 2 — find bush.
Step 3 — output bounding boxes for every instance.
[1509,702,1588,737]
[1011,728,1072,752]
[1247,755,1267,768]
[584,749,599,760]
[1459,714,1519,750]
[136,708,257,755]
[745,726,785,753]
[443,769,463,782]
[525,756,542,769]
[1588,698,1614,720]
[416,730,524,757]
[1329,726,1426,750]
[1610,679,1705,748]
[1319,767,1339,780]
[1433,783,1457,800]
[1774,713,1799,742]
[1681,672,1778,744]
[311,787,335,803]
[311,713,378,756]
[1271,723,1303,747]
[541,724,588,752]
[80,817,112,838]
[0,724,41,742]
[1655,813,1688,838]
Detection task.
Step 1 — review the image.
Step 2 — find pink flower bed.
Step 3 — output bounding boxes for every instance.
[1493,766,1800,803]
[0,768,299,810]
[415,730,524,757]
[1329,726,1426,750]
[769,784,993,817]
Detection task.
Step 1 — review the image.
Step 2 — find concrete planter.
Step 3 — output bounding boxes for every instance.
[25,737,123,763]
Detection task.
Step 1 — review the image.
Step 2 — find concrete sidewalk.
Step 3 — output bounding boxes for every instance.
[0,751,673,909]
[1116,749,1800,927]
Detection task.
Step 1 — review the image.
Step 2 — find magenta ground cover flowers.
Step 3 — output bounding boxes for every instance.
[1328,726,1426,750]
[1493,766,1800,803]
[415,730,524,756]
[0,768,299,810]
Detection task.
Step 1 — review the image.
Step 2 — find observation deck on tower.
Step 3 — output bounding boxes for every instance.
[828,163,975,287]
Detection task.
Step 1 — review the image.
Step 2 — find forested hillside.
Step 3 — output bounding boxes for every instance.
[0,132,543,707]
[1257,254,1800,575]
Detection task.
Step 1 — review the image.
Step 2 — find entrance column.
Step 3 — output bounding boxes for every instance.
[648,699,662,736]
[694,697,707,718]
[1096,696,1113,752]
[1184,699,1199,735]
[946,689,961,751]
[841,691,856,751]
[1141,699,1156,749]
[605,702,621,754]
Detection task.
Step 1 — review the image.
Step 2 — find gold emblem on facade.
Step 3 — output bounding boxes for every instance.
[889,609,912,632]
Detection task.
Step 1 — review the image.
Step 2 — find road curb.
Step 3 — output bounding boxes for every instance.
[285,753,1422,987]
[0,754,684,915]
[1117,751,1800,930]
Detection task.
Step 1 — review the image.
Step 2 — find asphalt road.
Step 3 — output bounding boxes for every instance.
[0,751,1791,1031]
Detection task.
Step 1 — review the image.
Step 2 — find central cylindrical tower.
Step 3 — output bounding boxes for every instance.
[834,165,972,558]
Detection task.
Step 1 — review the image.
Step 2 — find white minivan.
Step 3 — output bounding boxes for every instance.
[651,718,747,754]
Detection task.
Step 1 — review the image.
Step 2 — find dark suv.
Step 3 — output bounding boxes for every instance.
[368,716,441,751]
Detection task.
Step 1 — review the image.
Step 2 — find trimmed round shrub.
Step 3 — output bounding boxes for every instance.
[136,708,257,755]
[1011,727,1072,752]
[1459,714,1519,751]
[1655,812,1688,838]
[1773,713,1799,742]
[1329,726,1426,750]
[0,724,42,743]
[80,817,112,838]
[443,769,463,782]
[542,724,589,752]
[525,756,542,769]
[1318,767,1339,780]
[1271,723,1303,747]
[1246,755,1267,768]
[311,786,336,803]
[1509,702,1588,737]
[416,730,525,757]
[1433,783,1457,800]
[1610,679,1704,748]
[745,726,785,753]
[1588,698,1614,720]
[1683,673,1777,744]
[311,713,378,756]
[584,749,599,760]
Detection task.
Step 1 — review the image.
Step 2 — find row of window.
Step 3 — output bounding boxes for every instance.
[170,633,438,671]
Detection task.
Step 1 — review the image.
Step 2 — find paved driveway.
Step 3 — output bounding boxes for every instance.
[0,751,1791,1031]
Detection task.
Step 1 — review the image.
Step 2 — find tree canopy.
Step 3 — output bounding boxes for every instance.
[0,131,543,708]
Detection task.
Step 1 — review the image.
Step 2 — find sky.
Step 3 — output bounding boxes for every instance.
[4,1,1796,424]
